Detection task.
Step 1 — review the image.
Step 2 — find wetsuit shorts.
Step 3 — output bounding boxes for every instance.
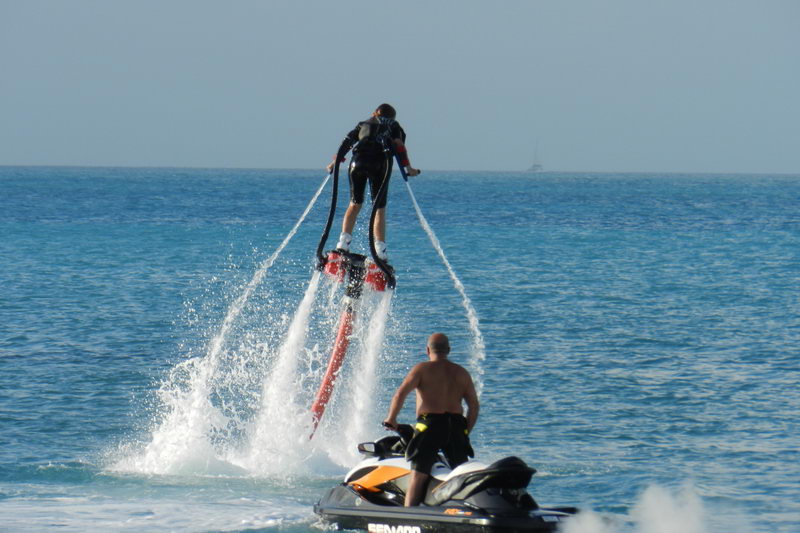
[348,154,392,208]
[405,413,474,474]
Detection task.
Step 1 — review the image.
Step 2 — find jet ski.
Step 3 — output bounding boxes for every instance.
[314,425,577,532]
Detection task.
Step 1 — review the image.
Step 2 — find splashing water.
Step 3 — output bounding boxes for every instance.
[404,180,486,394]
[237,271,323,476]
[326,290,394,466]
[113,267,396,478]
[112,173,487,481]
[114,352,243,475]
[631,484,707,533]
[561,484,711,533]
[206,174,329,367]
[111,177,334,476]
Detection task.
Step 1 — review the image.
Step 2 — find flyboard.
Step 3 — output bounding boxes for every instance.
[308,139,409,437]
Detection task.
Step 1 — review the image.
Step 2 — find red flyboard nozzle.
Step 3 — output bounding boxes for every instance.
[364,262,387,292]
[309,306,354,437]
[323,251,345,282]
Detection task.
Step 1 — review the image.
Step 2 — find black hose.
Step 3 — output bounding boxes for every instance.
[316,143,348,270]
[368,147,396,288]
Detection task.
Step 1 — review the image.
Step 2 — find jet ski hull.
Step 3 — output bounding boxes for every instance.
[315,484,574,532]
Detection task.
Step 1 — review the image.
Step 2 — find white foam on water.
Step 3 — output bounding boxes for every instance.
[404,180,486,394]
[111,354,233,475]
[561,510,619,533]
[561,483,716,533]
[235,271,323,476]
[631,484,707,533]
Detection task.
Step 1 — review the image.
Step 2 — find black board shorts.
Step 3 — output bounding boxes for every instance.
[405,413,474,474]
[348,154,391,208]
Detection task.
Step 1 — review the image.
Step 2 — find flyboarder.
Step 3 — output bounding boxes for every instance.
[383,332,480,506]
[326,103,420,262]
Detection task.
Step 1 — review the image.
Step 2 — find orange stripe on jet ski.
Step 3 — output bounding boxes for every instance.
[348,466,408,491]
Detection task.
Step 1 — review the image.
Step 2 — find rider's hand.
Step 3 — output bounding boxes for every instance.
[382,419,397,430]
[405,166,421,177]
[327,156,346,174]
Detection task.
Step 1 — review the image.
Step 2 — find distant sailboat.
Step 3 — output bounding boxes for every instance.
[527,161,544,172]
[527,143,544,172]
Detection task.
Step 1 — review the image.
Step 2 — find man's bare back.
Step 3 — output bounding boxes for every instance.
[384,332,479,435]
[412,359,473,416]
[383,332,479,506]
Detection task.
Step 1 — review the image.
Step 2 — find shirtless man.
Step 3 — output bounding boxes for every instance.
[383,332,480,506]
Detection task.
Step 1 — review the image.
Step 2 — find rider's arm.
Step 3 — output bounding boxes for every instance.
[384,364,421,428]
[393,139,420,177]
[326,127,359,172]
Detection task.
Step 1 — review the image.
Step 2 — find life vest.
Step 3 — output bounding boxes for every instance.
[353,117,396,156]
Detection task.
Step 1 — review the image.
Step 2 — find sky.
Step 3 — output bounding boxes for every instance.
[1,0,798,173]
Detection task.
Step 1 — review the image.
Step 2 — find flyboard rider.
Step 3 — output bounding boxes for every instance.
[326,103,421,262]
[383,332,480,506]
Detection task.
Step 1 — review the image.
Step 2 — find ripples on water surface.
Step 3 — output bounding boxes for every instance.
[1,167,798,532]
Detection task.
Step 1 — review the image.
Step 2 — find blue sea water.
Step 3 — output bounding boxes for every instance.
[1,166,799,532]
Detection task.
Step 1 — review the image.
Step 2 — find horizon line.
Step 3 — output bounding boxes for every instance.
[1,163,798,177]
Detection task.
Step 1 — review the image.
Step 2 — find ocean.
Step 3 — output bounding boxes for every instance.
[1,166,798,532]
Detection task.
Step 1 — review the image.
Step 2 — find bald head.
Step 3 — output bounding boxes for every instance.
[427,333,451,356]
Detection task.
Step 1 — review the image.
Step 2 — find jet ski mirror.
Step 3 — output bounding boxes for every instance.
[357,442,378,456]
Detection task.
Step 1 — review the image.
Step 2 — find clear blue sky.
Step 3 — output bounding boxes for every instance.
[1,0,798,173]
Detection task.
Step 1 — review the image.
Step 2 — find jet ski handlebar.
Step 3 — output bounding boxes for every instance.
[385,422,414,443]
[357,423,414,458]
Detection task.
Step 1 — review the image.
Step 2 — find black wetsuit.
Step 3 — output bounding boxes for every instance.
[405,412,474,474]
[341,117,406,208]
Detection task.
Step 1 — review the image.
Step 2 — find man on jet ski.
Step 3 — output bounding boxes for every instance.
[383,332,480,506]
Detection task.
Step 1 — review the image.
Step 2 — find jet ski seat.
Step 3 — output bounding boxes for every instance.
[424,456,536,507]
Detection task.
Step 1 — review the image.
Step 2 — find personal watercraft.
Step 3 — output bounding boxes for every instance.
[314,425,577,532]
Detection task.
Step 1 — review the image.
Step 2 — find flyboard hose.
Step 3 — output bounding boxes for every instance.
[309,141,398,437]
[310,141,358,437]
[367,145,400,289]
[316,140,402,289]
[315,144,348,270]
